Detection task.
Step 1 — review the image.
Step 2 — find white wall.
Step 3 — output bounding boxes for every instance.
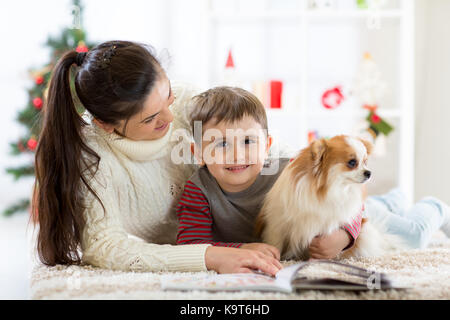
[1,0,449,213]
[414,0,450,204]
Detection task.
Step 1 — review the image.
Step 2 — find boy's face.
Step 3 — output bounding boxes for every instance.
[193,115,271,193]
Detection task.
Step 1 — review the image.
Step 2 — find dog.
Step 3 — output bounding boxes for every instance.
[255,135,406,260]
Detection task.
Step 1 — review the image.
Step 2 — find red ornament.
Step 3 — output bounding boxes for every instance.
[35,76,44,85]
[371,113,381,124]
[27,138,38,151]
[33,97,43,110]
[322,86,344,109]
[76,43,89,53]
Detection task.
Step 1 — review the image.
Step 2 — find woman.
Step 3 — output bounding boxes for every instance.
[33,40,283,275]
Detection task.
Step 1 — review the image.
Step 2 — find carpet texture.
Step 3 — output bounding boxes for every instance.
[30,232,450,300]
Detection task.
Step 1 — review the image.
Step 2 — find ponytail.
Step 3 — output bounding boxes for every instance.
[33,50,102,266]
[32,40,163,266]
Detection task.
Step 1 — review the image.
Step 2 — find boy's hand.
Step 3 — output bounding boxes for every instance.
[308,229,352,260]
[240,243,281,260]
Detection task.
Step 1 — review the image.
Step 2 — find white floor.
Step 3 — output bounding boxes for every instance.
[0,213,33,299]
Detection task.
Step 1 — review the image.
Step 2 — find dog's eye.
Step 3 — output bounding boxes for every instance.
[347,159,357,168]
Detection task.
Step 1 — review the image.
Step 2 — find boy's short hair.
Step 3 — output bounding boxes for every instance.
[190,86,268,144]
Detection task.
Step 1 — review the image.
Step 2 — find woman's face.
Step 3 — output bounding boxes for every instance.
[116,74,175,141]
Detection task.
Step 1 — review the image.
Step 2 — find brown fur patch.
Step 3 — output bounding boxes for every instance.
[289,135,359,200]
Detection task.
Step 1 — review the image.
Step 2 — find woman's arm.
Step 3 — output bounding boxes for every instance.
[81,160,210,272]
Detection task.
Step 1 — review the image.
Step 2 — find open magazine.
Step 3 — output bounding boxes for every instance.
[161,260,404,293]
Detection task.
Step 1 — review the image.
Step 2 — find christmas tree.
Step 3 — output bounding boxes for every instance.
[4,0,96,216]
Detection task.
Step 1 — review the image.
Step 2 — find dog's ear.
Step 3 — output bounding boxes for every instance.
[358,138,373,156]
[310,138,328,166]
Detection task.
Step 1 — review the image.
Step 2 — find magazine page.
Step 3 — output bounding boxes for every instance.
[291,260,397,290]
[160,265,301,293]
[160,260,401,292]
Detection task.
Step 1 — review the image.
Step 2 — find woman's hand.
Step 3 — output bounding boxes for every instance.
[240,243,281,260]
[205,246,283,276]
[308,228,352,260]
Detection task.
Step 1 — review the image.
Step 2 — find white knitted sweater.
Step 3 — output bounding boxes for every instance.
[80,82,211,272]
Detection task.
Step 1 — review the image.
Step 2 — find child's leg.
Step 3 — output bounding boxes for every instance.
[366,187,408,216]
[365,194,450,248]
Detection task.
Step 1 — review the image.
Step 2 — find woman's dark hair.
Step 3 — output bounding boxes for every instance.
[32,40,163,266]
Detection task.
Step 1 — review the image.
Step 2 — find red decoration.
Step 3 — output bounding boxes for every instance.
[270,80,283,109]
[321,86,344,109]
[225,49,235,69]
[76,42,89,53]
[33,97,43,110]
[35,76,44,85]
[371,113,381,124]
[27,138,38,151]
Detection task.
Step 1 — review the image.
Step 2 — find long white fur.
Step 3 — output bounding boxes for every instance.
[259,136,407,260]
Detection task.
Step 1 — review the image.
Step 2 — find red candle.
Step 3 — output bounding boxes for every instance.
[270,80,283,109]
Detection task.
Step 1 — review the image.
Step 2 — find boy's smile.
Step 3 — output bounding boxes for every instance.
[194,115,272,193]
[225,164,251,172]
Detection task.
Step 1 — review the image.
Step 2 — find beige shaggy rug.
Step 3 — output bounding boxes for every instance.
[30,232,450,300]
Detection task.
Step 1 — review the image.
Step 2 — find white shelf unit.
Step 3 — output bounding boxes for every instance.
[205,0,415,204]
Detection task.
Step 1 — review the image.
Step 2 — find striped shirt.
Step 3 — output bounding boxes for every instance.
[176,180,243,247]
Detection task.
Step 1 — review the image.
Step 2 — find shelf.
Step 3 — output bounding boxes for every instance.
[266,108,402,119]
[306,9,403,19]
[209,9,403,22]
[266,109,301,118]
[307,108,402,118]
[209,12,302,22]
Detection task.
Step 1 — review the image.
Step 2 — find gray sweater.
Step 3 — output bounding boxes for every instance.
[186,158,291,244]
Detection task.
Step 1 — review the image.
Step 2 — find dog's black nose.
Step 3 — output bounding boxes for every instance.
[364,170,371,179]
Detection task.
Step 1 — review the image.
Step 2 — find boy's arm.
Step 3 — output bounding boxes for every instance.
[176,180,243,248]
[339,186,366,249]
[341,207,364,250]
[309,208,363,259]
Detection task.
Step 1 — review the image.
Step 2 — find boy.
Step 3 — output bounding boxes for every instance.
[176,87,361,259]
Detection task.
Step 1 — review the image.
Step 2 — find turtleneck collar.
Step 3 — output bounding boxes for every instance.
[94,122,174,161]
